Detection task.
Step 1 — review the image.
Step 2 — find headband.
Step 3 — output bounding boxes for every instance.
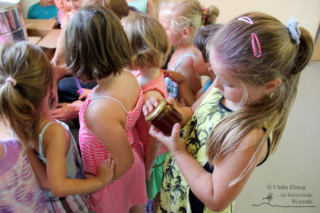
[286,17,301,45]
[5,77,16,86]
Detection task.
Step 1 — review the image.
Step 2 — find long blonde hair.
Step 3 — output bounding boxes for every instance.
[0,42,57,150]
[159,0,219,37]
[206,12,314,186]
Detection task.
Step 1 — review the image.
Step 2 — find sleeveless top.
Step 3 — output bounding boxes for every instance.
[159,88,271,213]
[127,0,148,13]
[165,53,195,101]
[79,88,147,213]
[203,79,213,94]
[37,121,86,200]
[0,138,48,213]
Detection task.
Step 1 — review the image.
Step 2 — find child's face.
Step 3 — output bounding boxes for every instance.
[210,51,266,109]
[159,9,181,46]
[65,0,82,13]
[41,0,55,7]
[55,0,69,12]
[193,48,211,76]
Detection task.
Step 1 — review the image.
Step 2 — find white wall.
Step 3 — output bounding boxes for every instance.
[201,0,320,39]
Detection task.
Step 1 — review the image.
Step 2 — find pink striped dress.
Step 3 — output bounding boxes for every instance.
[79,89,147,213]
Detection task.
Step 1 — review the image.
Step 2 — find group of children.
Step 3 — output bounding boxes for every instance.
[0,0,315,213]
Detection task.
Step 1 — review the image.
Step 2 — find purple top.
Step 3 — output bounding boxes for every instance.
[0,138,48,213]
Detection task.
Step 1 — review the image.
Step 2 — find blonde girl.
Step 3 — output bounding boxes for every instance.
[64,5,147,213]
[123,13,170,212]
[144,13,314,212]
[0,42,114,213]
[164,24,223,110]
[158,0,219,106]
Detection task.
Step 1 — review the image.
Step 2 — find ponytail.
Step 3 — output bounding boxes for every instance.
[0,42,56,150]
[202,5,219,26]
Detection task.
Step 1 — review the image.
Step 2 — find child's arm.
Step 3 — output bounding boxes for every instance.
[146,0,156,18]
[150,124,268,212]
[86,99,135,181]
[27,147,51,191]
[51,15,69,66]
[163,70,196,106]
[143,90,164,180]
[177,57,202,96]
[44,123,114,197]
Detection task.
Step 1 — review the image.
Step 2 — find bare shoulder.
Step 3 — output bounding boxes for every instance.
[42,123,66,143]
[178,56,194,72]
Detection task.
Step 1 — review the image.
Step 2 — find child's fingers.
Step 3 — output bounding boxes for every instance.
[171,123,181,141]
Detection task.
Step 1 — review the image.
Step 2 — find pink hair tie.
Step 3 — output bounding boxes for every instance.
[251,33,262,58]
[201,5,207,12]
[202,15,207,20]
[5,77,17,86]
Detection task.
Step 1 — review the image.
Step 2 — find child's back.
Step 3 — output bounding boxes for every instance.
[64,6,147,212]
[0,138,47,213]
[79,71,146,212]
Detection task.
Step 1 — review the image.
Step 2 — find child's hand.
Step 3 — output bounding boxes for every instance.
[163,70,187,84]
[67,100,83,112]
[78,88,91,100]
[175,98,186,107]
[85,173,99,194]
[149,123,186,157]
[146,168,152,181]
[142,96,179,117]
[97,155,115,187]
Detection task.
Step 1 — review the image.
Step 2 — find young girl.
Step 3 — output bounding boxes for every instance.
[0,42,114,213]
[164,24,223,109]
[144,13,314,212]
[158,0,219,106]
[0,125,47,212]
[55,0,71,28]
[123,13,170,212]
[64,5,147,213]
[126,0,156,17]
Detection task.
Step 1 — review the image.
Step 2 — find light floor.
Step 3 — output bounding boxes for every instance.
[234,61,320,213]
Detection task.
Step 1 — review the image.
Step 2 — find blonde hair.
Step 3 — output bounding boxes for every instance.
[206,12,314,186]
[0,42,57,150]
[64,5,133,82]
[160,0,219,36]
[124,13,170,69]
[82,0,129,19]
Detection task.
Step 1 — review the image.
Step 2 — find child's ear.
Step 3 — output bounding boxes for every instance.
[182,27,190,39]
[264,78,282,95]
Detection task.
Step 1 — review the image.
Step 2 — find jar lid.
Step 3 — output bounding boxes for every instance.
[145,99,167,122]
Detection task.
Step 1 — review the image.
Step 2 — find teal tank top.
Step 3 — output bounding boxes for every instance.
[127,0,148,13]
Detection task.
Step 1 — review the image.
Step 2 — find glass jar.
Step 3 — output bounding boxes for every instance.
[145,99,183,136]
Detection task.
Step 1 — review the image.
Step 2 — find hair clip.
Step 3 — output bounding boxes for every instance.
[201,5,207,12]
[5,77,17,86]
[286,17,301,44]
[251,33,262,58]
[238,16,253,24]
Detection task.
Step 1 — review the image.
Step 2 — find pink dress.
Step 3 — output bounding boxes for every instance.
[79,89,147,213]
